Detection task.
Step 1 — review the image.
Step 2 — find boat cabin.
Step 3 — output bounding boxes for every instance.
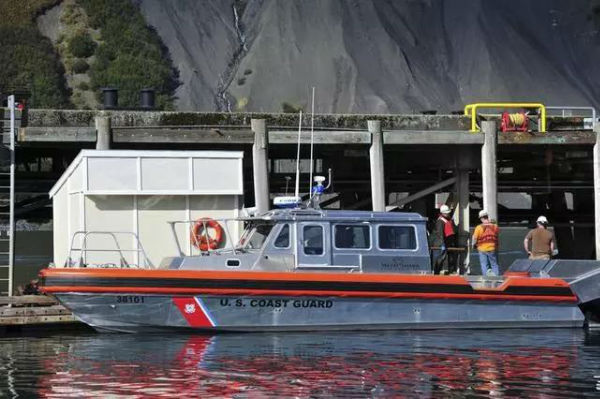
[161,209,432,274]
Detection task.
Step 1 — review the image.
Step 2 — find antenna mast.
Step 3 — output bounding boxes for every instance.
[294,111,302,198]
[308,87,315,196]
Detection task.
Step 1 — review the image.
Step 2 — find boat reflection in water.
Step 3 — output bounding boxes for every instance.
[27,329,600,397]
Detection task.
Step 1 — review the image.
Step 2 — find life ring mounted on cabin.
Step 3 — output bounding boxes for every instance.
[190,218,224,251]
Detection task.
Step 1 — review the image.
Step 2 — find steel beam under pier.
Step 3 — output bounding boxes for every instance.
[386,177,457,211]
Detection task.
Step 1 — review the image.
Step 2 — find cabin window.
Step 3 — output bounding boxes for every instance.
[243,223,275,249]
[378,225,417,250]
[274,224,290,248]
[334,224,370,249]
[303,225,324,255]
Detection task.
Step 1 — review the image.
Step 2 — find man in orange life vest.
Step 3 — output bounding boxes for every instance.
[472,210,500,276]
[429,205,458,275]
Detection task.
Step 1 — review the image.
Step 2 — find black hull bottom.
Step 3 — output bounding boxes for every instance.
[579,298,600,325]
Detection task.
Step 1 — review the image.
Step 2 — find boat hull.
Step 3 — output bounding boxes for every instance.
[54,293,584,333]
[41,268,585,332]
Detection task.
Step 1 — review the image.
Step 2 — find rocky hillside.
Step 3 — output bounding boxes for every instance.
[8,0,600,113]
[138,0,600,113]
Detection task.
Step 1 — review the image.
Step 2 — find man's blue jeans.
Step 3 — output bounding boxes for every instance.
[479,251,499,276]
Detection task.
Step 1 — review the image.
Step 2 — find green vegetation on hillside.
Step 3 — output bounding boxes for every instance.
[55,0,101,109]
[78,0,179,109]
[0,0,69,107]
[68,32,96,58]
[72,59,90,74]
[0,0,178,110]
[1,0,59,27]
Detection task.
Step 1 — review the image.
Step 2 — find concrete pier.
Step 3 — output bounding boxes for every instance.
[95,115,111,150]
[6,108,600,266]
[368,120,385,211]
[251,119,270,214]
[481,121,498,221]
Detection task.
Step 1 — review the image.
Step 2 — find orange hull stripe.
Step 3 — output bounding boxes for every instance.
[39,268,570,289]
[41,285,578,302]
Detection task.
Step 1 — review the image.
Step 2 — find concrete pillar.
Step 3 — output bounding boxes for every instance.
[368,120,386,211]
[251,119,270,214]
[594,125,600,259]
[481,121,498,222]
[95,115,111,150]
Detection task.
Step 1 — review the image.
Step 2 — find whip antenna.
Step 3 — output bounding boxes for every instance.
[294,110,302,198]
[308,87,315,195]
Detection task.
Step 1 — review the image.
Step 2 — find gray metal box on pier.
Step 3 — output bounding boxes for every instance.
[49,150,244,268]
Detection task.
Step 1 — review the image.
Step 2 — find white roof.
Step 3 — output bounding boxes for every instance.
[49,150,244,198]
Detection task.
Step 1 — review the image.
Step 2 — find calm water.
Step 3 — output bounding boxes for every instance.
[2,329,600,398]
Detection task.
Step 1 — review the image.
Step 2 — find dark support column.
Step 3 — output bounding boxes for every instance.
[594,125,600,259]
[456,151,470,271]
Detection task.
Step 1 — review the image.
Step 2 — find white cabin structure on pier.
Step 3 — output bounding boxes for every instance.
[49,150,244,268]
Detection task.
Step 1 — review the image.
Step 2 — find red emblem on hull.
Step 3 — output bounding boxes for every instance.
[173,297,216,327]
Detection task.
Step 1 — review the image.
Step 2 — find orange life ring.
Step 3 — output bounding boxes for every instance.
[190,218,224,251]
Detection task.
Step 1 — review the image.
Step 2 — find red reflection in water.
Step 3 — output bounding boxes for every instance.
[37,336,575,398]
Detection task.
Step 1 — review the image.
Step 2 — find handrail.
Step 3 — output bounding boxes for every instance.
[66,231,152,268]
[546,106,597,131]
[464,103,546,133]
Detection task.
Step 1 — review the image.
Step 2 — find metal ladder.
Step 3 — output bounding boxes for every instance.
[0,95,16,296]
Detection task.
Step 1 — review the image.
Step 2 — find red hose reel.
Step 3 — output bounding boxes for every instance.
[500,111,529,132]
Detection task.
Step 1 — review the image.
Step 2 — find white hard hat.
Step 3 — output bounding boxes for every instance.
[536,215,548,224]
[440,204,451,214]
[478,210,488,218]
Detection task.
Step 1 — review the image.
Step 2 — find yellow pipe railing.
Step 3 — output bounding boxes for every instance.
[464,103,546,133]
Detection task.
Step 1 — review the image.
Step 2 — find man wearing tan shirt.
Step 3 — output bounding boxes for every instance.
[524,216,557,260]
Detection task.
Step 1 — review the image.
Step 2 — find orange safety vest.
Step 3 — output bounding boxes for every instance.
[477,223,498,245]
[438,215,456,238]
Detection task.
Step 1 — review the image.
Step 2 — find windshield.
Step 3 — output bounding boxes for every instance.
[238,222,274,250]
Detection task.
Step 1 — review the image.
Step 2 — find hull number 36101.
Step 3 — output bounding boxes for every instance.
[116,295,145,303]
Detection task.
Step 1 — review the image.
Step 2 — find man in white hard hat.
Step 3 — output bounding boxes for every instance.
[472,210,500,276]
[524,216,557,260]
[429,204,457,274]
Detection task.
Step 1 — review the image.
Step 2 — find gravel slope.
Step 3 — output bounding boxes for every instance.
[138,0,600,112]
